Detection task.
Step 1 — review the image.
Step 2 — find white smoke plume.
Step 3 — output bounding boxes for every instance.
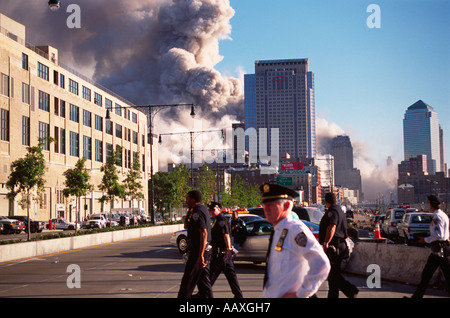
[2,0,243,169]
[3,0,243,122]
[316,118,397,202]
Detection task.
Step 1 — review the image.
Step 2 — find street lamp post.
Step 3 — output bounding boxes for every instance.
[158,129,224,188]
[105,103,195,224]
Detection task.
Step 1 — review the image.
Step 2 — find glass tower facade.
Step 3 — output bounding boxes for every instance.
[245,59,316,160]
[403,100,441,174]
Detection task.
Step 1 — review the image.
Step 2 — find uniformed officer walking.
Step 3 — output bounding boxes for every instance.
[177,190,213,298]
[409,195,450,298]
[231,210,247,257]
[208,202,243,298]
[319,192,359,298]
[261,183,330,298]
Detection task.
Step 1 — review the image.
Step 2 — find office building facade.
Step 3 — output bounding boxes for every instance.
[403,100,443,174]
[0,14,149,221]
[246,59,316,161]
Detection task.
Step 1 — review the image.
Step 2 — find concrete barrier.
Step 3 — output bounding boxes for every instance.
[345,241,443,286]
[0,224,184,263]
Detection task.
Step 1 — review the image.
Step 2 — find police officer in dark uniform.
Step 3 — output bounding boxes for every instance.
[208,202,243,298]
[177,190,213,298]
[319,192,358,298]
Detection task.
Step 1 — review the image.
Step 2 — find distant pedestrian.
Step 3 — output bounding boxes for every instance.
[208,202,243,298]
[177,190,213,298]
[319,192,359,298]
[261,183,330,298]
[408,195,450,298]
[230,210,246,254]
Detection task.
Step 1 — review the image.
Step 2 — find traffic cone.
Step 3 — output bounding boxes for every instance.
[374,222,381,239]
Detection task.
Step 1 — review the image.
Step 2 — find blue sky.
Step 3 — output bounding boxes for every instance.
[216,0,450,168]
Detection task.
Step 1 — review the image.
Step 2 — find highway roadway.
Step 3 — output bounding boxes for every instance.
[0,233,448,300]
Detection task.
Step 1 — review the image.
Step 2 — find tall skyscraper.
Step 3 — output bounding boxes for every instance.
[403,100,443,174]
[245,59,316,161]
[330,135,362,200]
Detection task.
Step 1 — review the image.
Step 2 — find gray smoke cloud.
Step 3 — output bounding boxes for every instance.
[2,0,243,124]
[316,118,397,202]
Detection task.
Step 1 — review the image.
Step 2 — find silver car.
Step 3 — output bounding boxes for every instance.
[235,219,320,264]
[397,212,432,244]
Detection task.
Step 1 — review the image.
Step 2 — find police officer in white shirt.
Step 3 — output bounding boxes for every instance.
[261,183,330,298]
[409,195,450,298]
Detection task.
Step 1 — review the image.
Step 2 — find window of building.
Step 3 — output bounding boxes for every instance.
[95,139,103,162]
[69,79,78,95]
[105,98,112,111]
[106,143,113,160]
[0,109,9,142]
[38,90,50,112]
[115,103,122,116]
[60,74,65,89]
[37,62,49,81]
[60,128,66,154]
[69,104,79,123]
[95,115,103,131]
[83,109,91,127]
[54,126,59,153]
[1,74,9,97]
[132,112,137,123]
[94,92,102,107]
[69,131,79,157]
[133,131,138,144]
[60,100,66,118]
[22,116,30,146]
[22,82,30,104]
[116,145,122,167]
[106,119,113,135]
[115,124,122,138]
[22,53,28,71]
[83,136,92,160]
[38,121,49,150]
[82,86,91,101]
[53,70,59,85]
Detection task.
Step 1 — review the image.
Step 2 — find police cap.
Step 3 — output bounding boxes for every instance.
[260,183,299,203]
[207,201,222,210]
[427,195,441,207]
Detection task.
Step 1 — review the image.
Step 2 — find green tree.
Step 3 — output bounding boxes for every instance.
[6,138,51,240]
[123,153,144,208]
[220,174,261,208]
[153,164,191,221]
[196,164,216,205]
[98,145,125,213]
[62,157,93,228]
[153,171,177,221]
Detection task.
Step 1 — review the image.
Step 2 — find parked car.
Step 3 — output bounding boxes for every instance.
[397,212,433,245]
[10,216,45,233]
[0,216,21,234]
[381,208,407,239]
[85,214,107,229]
[48,218,80,230]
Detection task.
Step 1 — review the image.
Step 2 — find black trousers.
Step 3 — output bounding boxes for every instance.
[178,251,213,298]
[412,253,450,298]
[210,253,243,298]
[327,241,358,298]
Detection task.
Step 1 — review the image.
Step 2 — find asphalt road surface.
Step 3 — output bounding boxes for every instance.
[0,233,448,299]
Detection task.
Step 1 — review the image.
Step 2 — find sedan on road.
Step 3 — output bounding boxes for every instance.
[235,219,320,264]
